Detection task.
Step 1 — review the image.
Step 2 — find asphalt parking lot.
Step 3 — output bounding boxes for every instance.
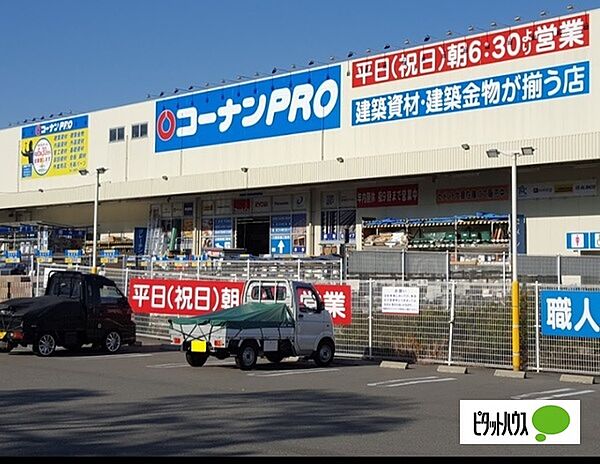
[1,338,598,456]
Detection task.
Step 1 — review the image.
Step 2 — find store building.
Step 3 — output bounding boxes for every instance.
[0,9,599,258]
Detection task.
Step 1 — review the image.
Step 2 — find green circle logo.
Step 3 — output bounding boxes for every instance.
[532,405,570,442]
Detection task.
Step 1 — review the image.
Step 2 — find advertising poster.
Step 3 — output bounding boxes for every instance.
[20,115,88,179]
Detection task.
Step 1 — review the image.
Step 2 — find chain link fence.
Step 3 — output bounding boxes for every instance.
[525,282,600,376]
[30,263,600,376]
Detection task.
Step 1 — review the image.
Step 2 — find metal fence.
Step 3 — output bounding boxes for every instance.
[525,282,600,376]
[32,263,600,376]
[347,250,600,285]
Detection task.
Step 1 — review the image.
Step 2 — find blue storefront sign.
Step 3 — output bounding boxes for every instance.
[155,66,341,152]
[541,290,600,338]
[134,227,148,255]
[214,217,233,249]
[64,249,82,264]
[271,215,292,255]
[100,249,120,264]
[352,61,589,126]
[35,250,53,263]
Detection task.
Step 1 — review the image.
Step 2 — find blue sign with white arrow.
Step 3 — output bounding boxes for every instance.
[271,215,292,255]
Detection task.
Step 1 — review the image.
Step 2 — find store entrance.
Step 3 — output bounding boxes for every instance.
[237,217,270,256]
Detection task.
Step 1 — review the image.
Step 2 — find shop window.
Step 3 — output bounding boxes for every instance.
[109,126,125,142]
[132,122,148,139]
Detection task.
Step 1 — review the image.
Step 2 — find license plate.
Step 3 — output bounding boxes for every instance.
[191,340,207,353]
[0,331,5,340]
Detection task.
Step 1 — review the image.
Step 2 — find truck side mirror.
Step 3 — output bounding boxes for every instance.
[316,301,325,313]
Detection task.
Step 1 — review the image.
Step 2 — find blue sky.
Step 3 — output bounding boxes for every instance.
[1,0,599,127]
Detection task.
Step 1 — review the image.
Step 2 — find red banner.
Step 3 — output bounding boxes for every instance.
[129,279,245,316]
[129,278,352,326]
[314,284,352,326]
[436,185,509,204]
[357,184,418,208]
[352,13,589,88]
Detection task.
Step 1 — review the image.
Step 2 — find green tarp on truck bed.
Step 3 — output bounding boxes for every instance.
[169,302,295,329]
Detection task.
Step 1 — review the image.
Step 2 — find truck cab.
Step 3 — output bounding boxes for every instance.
[0,271,136,356]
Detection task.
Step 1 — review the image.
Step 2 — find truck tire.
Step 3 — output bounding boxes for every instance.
[314,339,335,367]
[103,331,122,354]
[236,342,258,370]
[0,342,15,353]
[265,353,284,364]
[185,350,209,367]
[34,333,57,357]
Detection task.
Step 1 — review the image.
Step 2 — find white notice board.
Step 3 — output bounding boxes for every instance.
[381,287,420,314]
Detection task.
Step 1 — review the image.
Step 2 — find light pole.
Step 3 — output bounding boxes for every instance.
[485,146,535,371]
[79,167,108,273]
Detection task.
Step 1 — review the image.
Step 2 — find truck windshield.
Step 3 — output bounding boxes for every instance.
[46,275,83,299]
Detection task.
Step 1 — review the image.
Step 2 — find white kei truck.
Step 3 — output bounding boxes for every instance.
[168,279,335,370]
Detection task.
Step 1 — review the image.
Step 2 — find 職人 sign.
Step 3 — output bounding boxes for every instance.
[20,115,88,179]
[541,290,600,338]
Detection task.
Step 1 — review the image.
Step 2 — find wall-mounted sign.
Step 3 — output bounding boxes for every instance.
[352,13,589,88]
[155,66,341,152]
[357,184,418,208]
[35,250,53,263]
[201,200,215,215]
[566,232,600,250]
[541,289,600,338]
[352,62,589,127]
[518,179,597,200]
[214,217,233,248]
[183,202,194,217]
[271,215,292,255]
[20,115,89,179]
[252,197,271,213]
[322,192,338,209]
[272,195,291,212]
[339,190,356,208]
[172,203,184,217]
[293,193,307,211]
[381,287,420,314]
[233,198,252,214]
[436,185,509,204]
[215,199,232,215]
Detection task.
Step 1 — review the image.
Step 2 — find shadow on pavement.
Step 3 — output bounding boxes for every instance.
[0,387,415,456]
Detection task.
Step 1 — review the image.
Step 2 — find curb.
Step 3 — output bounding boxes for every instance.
[559,374,595,385]
[380,361,408,369]
[494,369,527,379]
[437,365,468,374]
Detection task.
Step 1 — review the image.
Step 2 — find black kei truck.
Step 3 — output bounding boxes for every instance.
[0,271,136,356]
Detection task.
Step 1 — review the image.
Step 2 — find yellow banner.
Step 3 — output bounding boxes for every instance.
[20,115,88,179]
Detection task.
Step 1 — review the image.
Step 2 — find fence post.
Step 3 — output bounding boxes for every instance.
[535,281,540,373]
[196,259,200,280]
[246,259,251,280]
[297,259,301,280]
[368,278,373,359]
[124,268,130,297]
[557,254,561,286]
[150,258,154,279]
[36,261,41,297]
[339,258,343,283]
[447,280,456,366]
[401,250,406,282]
[502,252,507,298]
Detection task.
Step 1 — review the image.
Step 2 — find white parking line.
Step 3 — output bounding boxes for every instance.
[368,376,438,387]
[511,388,574,399]
[147,363,190,369]
[248,368,340,377]
[537,390,595,400]
[62,353,154,360]
[383,378,456,388]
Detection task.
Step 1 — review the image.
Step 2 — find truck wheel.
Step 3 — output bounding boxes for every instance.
[34,333,57,357]
[185,350,209,367]
[0,343,15,353]
[103,331,122,354]
[236,342,258,370]
[265,353,284,364]
[314,340,335,367]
